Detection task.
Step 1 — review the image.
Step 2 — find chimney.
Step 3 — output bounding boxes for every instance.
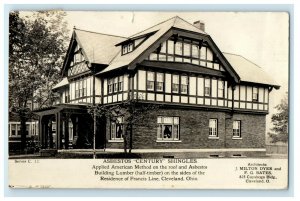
[193,20,205,32]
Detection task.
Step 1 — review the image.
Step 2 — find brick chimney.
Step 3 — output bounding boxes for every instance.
[193,20,205,32]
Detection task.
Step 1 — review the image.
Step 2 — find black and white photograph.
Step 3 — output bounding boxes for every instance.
[7,11,289,189]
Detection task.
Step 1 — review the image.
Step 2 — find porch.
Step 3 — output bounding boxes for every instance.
[34,104,106,150]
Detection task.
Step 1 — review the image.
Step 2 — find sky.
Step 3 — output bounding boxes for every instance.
[63,11,289,135]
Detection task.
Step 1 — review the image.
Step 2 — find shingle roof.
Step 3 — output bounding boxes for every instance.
[74,29,126,65]
[223,53,280,88]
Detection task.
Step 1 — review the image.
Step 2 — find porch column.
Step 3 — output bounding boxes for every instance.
[48,120,53,149]
[64,114,69,149]
[56,112,61,149]
[38,116,43,148]
[44,118,49,149]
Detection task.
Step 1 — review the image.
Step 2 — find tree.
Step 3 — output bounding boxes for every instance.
[89,96,160,156]
[9,11,69,151]
[268,92,288,143]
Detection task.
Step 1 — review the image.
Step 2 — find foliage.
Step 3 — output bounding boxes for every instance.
[268,92,288,143]
[88,95,160,153]
[9,11,69,150]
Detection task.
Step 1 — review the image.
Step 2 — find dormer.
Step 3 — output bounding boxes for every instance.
[117,31,157,56]
[122,41,134,55]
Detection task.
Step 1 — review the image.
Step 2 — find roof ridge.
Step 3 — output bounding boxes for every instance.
[223,52,262,69]
[129,16,177,38]
[75,28,127,39]
[175,16,208,34]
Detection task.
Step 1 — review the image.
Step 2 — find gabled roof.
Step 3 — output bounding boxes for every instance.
[74,29,126,65]
[223,53,280,88]
[99,16,208,74]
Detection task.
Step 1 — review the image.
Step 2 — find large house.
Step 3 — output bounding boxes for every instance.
[34,16,279,157]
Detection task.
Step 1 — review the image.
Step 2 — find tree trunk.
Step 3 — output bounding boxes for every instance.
[20,117,27,152]
[129,123,133,153]
[123,125,128,154]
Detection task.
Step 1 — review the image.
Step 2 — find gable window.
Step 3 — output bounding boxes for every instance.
[172,75,179,93]
[209,119,218,137]
[181,76,188,94]
[233,120,241,138]
[113,77,118,93]
[218,80,224,98]
[108,79,113,94]
[111,117,124,141]
[183,42,191,57]
[253,87,258,102]
[147,72,155,91]
[156,73,164,92]
[175,40,183,55]
[205,78,211,96]
[157,116,180,141]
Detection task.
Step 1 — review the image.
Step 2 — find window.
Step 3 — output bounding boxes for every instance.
[108,79,113,94]
[11,124,16,136]
[75,79,87,98]
[111,117,124,140]
[122,45,127,54]
[183,42,190,57]
[253,87,258,102]
[205,78,211,96]
[17,124,21,136]
[122,42,134,55]
[175,41,183,55]
[181,76,188,94]
[75,81,79,98]
[157,116,180,141]
[172,75,179,93]
[113,77,118,93]
[209,119,218,137]
[82,79,87,97]
[128,43,133,52]
[218,80,224,98]
[191,43,199,58]
[233,120,241,138]
[167,40,174,56]
[156,73,164,92]
[147,72,155,91]
[118,76,123,92]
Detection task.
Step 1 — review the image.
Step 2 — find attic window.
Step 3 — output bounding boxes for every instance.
[122,42,134,55]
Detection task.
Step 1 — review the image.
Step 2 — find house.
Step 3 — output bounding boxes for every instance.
[33,16,280,157]
[8,101,39,152]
